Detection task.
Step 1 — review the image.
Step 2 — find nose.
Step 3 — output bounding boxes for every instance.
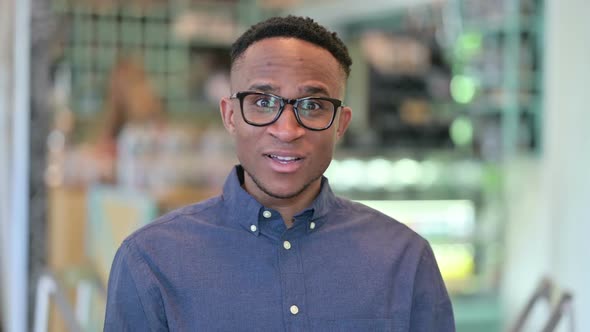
[267,104,306,142]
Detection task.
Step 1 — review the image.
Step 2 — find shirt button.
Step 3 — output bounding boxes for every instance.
[290,305,299,315]
[310,222,316,230]
[262,210,272,218]
[283,240,292,250]
[250,224,257,232]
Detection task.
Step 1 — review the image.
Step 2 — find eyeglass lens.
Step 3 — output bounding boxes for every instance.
[241,93,335,129]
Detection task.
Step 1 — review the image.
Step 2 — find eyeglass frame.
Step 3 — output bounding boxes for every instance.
[229,91,344,131]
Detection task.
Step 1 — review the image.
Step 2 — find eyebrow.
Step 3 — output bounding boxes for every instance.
[300,86,330,97]
[247,84,330,98]
[248,84,276,93]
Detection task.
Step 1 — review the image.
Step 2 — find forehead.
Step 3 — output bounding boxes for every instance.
[231,37,346,95]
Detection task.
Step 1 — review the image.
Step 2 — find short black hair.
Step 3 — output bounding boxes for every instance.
[230,15,352,77]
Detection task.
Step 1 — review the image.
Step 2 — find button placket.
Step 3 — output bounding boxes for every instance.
[278,236,307,330]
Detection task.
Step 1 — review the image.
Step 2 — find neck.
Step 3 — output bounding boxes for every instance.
[263,194,315,228]
[242,174,321,228]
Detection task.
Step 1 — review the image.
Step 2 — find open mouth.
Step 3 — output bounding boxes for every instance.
[266,154,303,164]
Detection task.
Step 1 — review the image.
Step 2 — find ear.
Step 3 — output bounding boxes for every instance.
[220,96,237,135]
[335,106,352,139]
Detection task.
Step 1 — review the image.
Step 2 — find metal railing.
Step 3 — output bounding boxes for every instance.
[33,269,106,332]
[509,277,575,332]
[542,292,575,332]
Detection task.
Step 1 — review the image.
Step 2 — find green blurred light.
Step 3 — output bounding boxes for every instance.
[462,33,482,52]
[455,32,483,59]
[450,116,474,147]
[450,75,478,104]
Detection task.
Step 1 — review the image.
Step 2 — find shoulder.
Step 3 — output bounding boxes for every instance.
[329,196,429,249]
[123,195,224,246]
[334,197,420,232]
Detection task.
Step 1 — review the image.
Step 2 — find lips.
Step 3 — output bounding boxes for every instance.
[266,154,302,163]
[264,152,305,173]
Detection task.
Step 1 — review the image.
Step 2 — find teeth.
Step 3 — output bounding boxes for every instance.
[270,155,299,161]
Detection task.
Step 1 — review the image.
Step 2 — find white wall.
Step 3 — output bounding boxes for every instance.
[502,0,590,330]
[0,0,16,328]
[543,0,590,328]
[0,0,31,331]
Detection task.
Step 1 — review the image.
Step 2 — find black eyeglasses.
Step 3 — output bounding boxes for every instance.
[230,91,343,131]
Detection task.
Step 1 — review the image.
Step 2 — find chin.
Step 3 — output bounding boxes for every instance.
[264,184,307,200]
[256,177,310,200]
[244,164,320,200]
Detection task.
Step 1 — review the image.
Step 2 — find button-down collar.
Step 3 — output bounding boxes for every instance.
[222,165,339,235]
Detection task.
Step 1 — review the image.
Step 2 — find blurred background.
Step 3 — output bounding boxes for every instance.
[1,0,588,331]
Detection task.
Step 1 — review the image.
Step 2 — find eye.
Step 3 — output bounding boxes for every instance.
[254,96,278,108]
[298,99,322,111]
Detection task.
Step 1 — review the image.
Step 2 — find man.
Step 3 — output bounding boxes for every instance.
[104,16,454,331]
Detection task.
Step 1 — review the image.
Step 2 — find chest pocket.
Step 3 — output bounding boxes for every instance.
[309,318,394,332]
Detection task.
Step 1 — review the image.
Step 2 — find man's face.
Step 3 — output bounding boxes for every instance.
[220,37,352,203]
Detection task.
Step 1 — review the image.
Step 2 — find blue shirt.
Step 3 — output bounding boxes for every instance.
[104,166,454,331]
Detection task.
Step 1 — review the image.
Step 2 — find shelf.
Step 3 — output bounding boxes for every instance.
[462,15,542,36]
[451,0,545,157]
[288,0,441,30]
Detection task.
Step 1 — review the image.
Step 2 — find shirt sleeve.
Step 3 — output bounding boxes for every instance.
[104,239,168,332]
[409,242,455,332]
